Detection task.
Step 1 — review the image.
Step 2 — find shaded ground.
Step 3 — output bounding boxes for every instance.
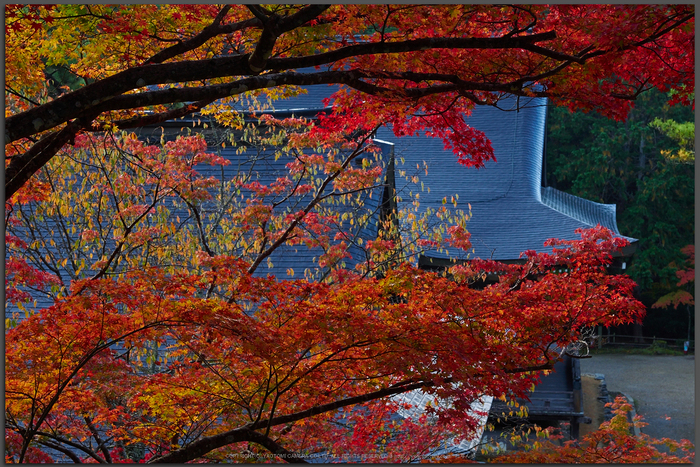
[579,354,695,446]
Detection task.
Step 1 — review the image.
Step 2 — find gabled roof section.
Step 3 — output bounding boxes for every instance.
[263,83,637,262]
[540,186,624,237]
[393,391,493,458]
[373,98,637,262]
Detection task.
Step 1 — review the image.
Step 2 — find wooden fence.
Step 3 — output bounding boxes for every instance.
[592,332,694,352]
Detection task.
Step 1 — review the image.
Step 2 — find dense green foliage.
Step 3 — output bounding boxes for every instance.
[545,89,694,337]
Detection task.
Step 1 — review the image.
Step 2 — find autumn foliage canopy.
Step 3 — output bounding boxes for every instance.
[4,4,694,463]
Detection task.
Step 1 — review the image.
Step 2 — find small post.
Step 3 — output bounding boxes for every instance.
[598,325,602,349]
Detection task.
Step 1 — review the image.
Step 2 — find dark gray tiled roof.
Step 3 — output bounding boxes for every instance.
[192,140,391,280]
[393,391,493,458]
[540,186,623,236]
[5,120,390,320]
[270,82,636,262]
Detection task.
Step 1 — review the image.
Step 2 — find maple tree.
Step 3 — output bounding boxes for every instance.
[651,244,694,345]
[4,4,695,464]
[653,245,695,310]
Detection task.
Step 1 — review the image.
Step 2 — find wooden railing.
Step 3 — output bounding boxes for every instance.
[591,332,694,352]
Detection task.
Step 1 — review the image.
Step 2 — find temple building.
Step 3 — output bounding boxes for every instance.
[254,87,638,452]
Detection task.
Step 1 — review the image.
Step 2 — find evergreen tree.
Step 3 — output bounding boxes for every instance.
[546,88,694,337]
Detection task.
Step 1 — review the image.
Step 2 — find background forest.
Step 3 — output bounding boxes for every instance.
[545,88,695,339]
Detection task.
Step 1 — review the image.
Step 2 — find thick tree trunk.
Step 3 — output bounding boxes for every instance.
[637,134,646,180]
[633,322,644,343]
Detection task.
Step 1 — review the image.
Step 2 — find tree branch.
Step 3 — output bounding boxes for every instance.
[36,440,85,463]
[68,69,545,119]
[147,378,436,463]
[242,127,378,277]
[248,5,331,72]
[11,425,106,463]
[5,33,557,144]
[6,111,100,200]
[265,31,560,71]
[143,13,262,65]
[577,13,694,62]
[149,356,556,464]
[5,54,251,143]
[90,99,216,131]
[245,429,309,463]
[84,415,112,463]
[246,5,272,23]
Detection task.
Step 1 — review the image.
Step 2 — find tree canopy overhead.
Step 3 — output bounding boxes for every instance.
[5,4,694,199]
[4,4,695,464]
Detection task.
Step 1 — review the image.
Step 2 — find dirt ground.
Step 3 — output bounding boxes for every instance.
[479,354,694,459]
[579,354,695,446]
